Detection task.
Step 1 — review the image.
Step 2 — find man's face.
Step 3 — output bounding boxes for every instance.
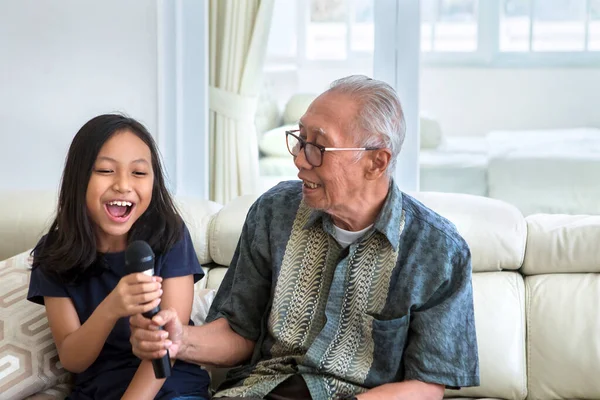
[295,92,372,214]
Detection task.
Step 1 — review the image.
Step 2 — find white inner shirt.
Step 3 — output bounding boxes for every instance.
[333,224,374,248]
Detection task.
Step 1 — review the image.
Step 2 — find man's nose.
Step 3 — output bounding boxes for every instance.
[293,146,313,170]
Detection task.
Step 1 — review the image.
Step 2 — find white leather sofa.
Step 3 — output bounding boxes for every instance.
[0,188,599,400]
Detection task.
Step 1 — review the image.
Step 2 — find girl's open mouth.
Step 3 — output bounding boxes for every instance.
[104,200,135,222]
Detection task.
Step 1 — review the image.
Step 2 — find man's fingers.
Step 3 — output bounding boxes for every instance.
[152,307,178,326]
[133,326,168,342]
[134,348,168,360]
[129,313,152,329]
[130,335,169,359]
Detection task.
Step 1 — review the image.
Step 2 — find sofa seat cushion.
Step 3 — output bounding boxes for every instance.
[526,274,600,400]
[205,267,228,291]
[0,250,70,399]
[445,272,527,400]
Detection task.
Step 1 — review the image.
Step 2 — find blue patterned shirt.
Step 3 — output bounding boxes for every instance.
[206,180,479,399]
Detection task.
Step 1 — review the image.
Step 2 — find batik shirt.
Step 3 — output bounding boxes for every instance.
[206,180,479,399]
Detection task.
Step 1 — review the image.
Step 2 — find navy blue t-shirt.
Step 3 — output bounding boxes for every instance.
[27,224,211,400]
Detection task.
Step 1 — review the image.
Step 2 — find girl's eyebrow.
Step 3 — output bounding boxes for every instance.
[96,156,150,165]
[96,156,117,163]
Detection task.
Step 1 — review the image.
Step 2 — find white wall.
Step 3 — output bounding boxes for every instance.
[0,0,158,190]
[420,67,600,137]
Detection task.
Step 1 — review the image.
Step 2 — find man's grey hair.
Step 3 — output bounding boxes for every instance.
[326,75,406,175]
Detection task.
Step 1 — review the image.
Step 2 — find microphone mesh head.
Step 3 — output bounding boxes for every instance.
[124,240,155,274]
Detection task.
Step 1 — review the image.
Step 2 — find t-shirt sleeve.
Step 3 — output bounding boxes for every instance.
[205,198,273,342]
[157,223,205,283]
[27,265,69,306]
[403,244,480,389]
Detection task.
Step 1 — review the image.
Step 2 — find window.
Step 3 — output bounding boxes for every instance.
[421,0,479,52]
[266,0,600,68]
[501,0,600,52]
[422,0,600,65]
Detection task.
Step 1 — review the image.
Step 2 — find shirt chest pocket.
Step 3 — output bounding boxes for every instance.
[363,313,410,385]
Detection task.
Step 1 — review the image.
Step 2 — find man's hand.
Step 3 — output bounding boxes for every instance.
[129,307,184,360]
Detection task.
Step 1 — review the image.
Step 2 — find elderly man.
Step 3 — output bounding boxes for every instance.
[130,75,479,400]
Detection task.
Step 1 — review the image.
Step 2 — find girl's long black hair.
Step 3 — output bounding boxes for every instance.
[33,114,182,284]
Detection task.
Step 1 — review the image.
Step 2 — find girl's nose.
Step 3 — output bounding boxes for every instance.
[113,174,131,193]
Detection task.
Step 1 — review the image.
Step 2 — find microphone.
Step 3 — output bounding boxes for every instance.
[125,240,171,379]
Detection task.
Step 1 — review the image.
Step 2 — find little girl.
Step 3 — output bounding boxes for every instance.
[27,114,210,399]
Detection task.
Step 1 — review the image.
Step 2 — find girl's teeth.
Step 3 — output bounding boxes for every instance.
[108,201,132,206]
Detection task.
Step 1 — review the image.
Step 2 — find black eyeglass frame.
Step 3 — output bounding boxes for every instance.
[285,129,382,167]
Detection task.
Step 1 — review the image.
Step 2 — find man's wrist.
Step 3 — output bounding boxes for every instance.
[176,324,190,360]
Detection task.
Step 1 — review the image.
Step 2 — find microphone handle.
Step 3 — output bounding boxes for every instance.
[142,305,172,379]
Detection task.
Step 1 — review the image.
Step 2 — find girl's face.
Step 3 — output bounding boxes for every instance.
[86,130,154,252]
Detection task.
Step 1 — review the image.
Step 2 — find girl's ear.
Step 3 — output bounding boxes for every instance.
[365,148,392,180]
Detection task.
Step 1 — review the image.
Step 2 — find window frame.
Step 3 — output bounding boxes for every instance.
[265,0,600,71]
[423,0,600,68]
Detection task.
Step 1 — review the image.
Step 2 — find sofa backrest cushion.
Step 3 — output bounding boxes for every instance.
[407,192,526,272]
[522,214,600,275]
[208,190,528,273]
[0,191,57,262]
[209,194,258,266]
[0,191,221,266]
[175,197,222,265]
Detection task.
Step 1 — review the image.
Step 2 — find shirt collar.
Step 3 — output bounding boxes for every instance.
[302,179,404,251]
[372,179,404,251]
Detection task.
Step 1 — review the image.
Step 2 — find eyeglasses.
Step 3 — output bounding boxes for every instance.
[285,130,381,168]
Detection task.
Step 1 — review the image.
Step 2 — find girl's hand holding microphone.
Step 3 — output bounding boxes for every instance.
[101,273,163,320]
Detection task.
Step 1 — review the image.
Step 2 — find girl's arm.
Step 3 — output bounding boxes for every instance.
[45,273,163,373]
[121,275,195,400]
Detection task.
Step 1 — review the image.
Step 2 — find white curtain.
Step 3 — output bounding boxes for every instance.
[209,0,275,204]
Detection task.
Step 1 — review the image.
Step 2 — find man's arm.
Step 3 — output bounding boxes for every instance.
[400,242,479,390]
[356,380,444,400]
[180,317,255,367]
[130,310,255,368]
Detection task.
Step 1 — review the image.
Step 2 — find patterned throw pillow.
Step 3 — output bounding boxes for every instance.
[0,250,71,400]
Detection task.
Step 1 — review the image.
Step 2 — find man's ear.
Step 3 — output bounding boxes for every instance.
[365,148,392,180]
